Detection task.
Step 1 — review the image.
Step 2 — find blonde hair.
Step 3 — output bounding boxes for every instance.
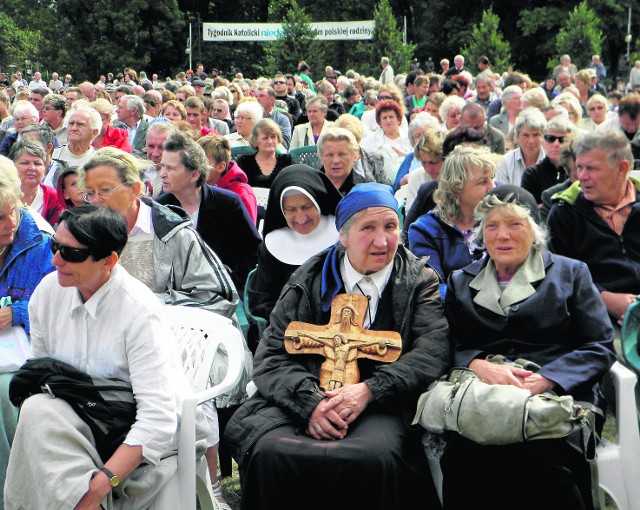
[434,145,499,220]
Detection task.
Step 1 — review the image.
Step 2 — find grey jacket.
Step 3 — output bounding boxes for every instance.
[224,244,450,463]
[144,197,238,318]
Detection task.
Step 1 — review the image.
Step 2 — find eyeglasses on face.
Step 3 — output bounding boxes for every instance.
[378,95,393,100]
[543,134,565,144]
[273,81,286,85]
[42,106,59,111]
[82,182,127,202]
[213,108,224,113]
[51,238,93,263]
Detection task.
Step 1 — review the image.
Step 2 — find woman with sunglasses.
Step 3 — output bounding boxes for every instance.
[77,146,239,508]
[520,117,576,204]
[0,155,54,506]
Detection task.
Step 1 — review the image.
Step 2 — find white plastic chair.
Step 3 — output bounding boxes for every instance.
[596,361,640,510]
[426,361,640,510]
[152,306,245,510]
[252,187,270,237]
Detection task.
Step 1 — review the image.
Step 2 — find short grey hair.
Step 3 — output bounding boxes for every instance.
[71,104,103,133]
[22,124,55,150]
[573,129,633,168]
[474,193,548,250]
[317,127,359,157]
[8,137,46,163]
[11,100,39,122]
[545,116,575,135]
[408,112,440,142]
[234,101,263,123]
[501,85,523,103]
[514,107,547,138]
[162,129,211,186]
[120,95,145,120]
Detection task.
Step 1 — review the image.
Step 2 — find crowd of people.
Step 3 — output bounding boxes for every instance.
[0,50,637,510]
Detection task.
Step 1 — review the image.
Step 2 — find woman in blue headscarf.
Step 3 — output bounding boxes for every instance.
[225,182,450,510]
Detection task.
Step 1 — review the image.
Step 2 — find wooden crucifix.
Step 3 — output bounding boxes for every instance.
[284,294,402,390]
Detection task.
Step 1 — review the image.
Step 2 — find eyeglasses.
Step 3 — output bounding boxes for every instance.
[213,108,224,113]
[230,89,238,94]
[13,116,34,123]
[273,81,286,85]
[378,95,392,100]
[42,106,58,111]
[235,115,252,121]
[68,120,89,127]
[588,106,605,111]
[543,134,565,144]
[82,182,127,202]
[51,238,93,263]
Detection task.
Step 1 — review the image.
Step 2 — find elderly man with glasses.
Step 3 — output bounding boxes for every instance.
[51,105,99,170]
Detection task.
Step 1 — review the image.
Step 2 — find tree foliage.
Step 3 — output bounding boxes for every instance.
[263,0,325,76]
[549,1,604,72]
[0,11,39,72]
[368,0,416,77]
[461,8,511,75]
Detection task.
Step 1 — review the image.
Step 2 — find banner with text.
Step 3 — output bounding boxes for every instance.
[203,21,374,42]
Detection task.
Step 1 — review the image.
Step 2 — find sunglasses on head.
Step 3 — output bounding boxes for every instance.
[51,238,94,263]
[543,134,565,144]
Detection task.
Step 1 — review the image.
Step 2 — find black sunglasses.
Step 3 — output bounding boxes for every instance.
[51,238,93,263]
[543,134,565,144]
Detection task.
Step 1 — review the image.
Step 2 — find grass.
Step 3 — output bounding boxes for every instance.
[214,413,620,510]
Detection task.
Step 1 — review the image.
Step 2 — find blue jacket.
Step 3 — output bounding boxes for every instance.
[1,210,55,334]
[408,210,483,282]
[445,251,616,404]
[392,153,414,193]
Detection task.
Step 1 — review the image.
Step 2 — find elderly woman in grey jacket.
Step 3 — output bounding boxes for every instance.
[225,182,449,510]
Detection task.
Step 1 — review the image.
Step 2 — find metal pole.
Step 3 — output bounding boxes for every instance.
[403,16,407,45]
[627,8,632,62]
[189,23,193,70]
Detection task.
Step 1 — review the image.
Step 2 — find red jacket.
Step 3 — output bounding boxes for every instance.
[40,183,61,226]
[94,125,132,153]
[217,160,258,225]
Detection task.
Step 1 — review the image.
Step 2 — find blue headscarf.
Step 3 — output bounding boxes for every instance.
[321,183,398,312]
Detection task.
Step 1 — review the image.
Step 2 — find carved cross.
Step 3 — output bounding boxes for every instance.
[284,294,402,390]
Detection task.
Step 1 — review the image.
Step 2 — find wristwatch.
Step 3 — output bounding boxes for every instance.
[99,467,120,488]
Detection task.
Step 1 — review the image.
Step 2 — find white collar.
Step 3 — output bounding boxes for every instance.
[265,215,338,265]
[129,198,154,236]
[69,264,122,317]
[341,253,394,297]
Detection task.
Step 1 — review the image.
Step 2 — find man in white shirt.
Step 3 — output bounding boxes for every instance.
[48,72,63,92]
[27,71,47,90]
[5,205,209,509]
[379,57,394,85]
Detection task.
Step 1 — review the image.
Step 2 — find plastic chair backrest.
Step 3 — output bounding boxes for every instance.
[621,297,640,371]
[231,145,256,161]
[290,145,321,169]
[243,266,269,340]
[394,185,408,228]
[152,305,245,510]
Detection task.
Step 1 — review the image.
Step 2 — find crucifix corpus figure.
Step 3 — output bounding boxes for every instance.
[284,294,402,390]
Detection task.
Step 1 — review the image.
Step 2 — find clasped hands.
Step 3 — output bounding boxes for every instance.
[468,359,555,396]
[307,382,373,440]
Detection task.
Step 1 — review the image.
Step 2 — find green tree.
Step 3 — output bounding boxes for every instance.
[0,12,39,72]
[52,0,186,81]
[461,8,511,75]
[264,0,325,77]
[369,0,416,77]
[550,1,604,72]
